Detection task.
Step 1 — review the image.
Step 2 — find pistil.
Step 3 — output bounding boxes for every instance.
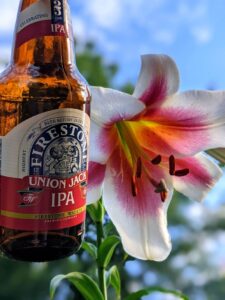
[154,179,169,202]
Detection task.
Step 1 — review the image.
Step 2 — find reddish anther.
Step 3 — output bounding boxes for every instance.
[151,155,162,165]
[174,168,190,177]
[160,191,168,202]
[169,155,175,175]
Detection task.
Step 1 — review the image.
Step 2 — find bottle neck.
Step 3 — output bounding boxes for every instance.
[11,0,75,67]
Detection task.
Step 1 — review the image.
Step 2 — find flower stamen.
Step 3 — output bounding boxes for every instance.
[174,169,189,176]
[136,157,142,178]
[151,155,162,165]
[169,155,175,175]
[169,155,190,177]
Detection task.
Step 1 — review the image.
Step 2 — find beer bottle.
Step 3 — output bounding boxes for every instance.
[0,0,91,262]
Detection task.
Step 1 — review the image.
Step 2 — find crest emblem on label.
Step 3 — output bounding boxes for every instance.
[30,123,87,177]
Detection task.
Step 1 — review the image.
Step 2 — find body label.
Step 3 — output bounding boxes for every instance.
[0,109,90,231]
[15,0,69,48]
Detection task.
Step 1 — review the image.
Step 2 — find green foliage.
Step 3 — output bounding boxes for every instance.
[0,257,77,300]
[104,219,117,237]
[49,202,189,300]
[121,82,135,94]
[206,149,225,166]
[76,42,118,87]
[87,200,105,223]
[107,266,121,300]
[98,236,120,268]
[50,272,104,300]
[82,241,97,259]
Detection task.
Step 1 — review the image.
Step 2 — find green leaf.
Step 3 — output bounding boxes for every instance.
[107,266,121,300]
[207,148,225,165]
[50,272,104,300]
[104,220,117,237]
[50,275,65,300]
[98,235,121,268]
[87,200,105,223]
[82,241,97,259]
[124,287,189,300]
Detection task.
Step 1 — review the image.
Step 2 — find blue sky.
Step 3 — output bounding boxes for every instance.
[71,0,225,91]
[1,0,225,91]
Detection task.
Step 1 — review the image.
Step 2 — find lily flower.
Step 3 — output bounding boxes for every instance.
[87,54,225,261]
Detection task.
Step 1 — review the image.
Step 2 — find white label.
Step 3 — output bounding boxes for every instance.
[0,108,90,179]
[16,0,52,33]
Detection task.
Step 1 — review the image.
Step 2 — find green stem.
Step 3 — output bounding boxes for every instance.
[96,219,108,300]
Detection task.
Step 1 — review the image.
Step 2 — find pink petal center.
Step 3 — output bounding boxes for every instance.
[140,76,167,106]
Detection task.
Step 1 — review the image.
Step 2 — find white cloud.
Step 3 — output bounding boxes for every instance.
[70,0,169,60]
[123,0,167,23]
[72,15,119,56]
[0,1,19,65]
[191,26,212,44]
[0,64,5,73]
[177,1,208,22]
[84,0,122,30]
[0,45,11,66]
[1,45,11,59]
[72,16,87,42]
[153,29,176,45]
[0,0,19,33]
[147,1,210,45]
[77,0,168,34]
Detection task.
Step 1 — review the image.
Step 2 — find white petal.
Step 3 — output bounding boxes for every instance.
[89,121,118,164]
[173,152,223,202]
[133,54,179,102]
[87,185,102,205]
[103,154,173,261]
[137,90,225,157]
[90,87,145,125]
[110,206,173,261]
[162,90,225,121]
[87,162,106,204]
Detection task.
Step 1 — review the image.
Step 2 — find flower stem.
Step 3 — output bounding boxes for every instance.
[96,219,108,300]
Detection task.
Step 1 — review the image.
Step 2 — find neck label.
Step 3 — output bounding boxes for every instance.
[51,0,65,24]
[15,0,68,48]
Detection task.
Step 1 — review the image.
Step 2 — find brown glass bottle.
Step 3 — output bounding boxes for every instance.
[0,0,90,262]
